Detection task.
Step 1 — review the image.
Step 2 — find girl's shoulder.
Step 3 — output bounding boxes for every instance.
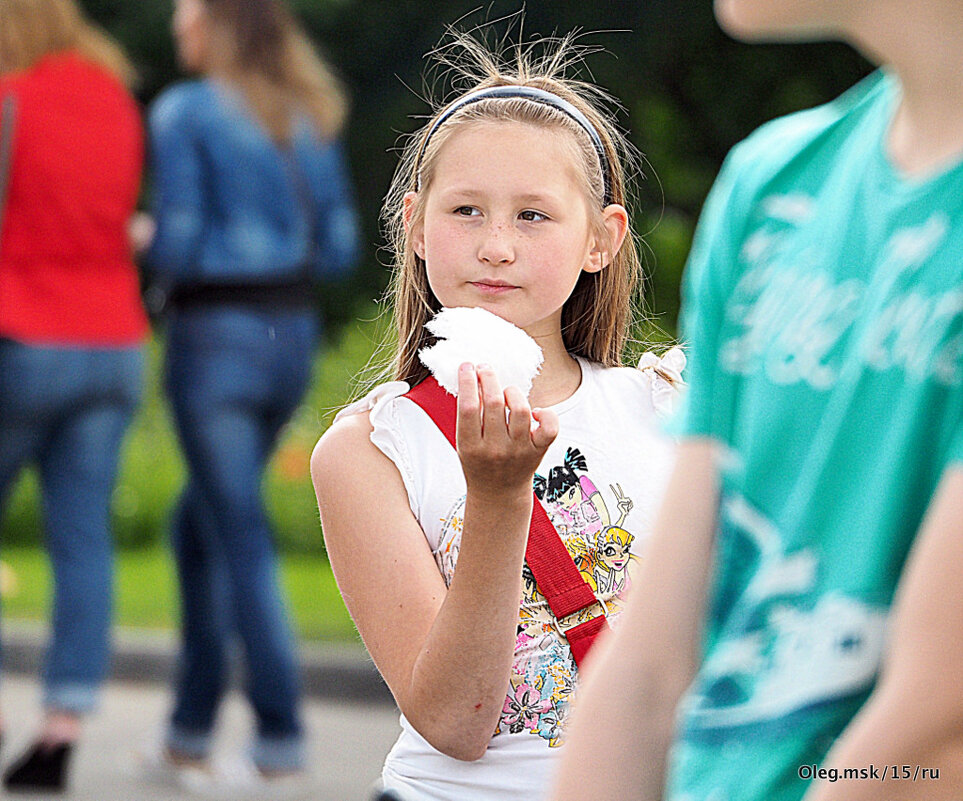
[312,382,409,494]
[312,381,431,531]
[326,381,412,454]
[335,380,411,417]
[333,379,461,453]
[321,380,453,519]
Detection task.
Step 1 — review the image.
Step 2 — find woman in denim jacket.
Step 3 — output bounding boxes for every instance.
[142,0,359,785]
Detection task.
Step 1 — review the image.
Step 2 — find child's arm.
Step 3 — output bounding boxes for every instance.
[311,364,557,761]
[549,439,721,800]
[801,466,963,801]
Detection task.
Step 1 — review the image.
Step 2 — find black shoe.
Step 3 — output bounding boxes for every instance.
[372,790,409,801]
[3,741,72,793]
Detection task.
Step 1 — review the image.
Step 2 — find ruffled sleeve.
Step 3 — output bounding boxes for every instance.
[637,347,687,420]
[334,381,422,517]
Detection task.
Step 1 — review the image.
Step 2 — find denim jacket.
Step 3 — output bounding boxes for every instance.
[145,79,359,288]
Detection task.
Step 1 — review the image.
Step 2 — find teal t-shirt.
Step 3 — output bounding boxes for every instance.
[667,71,963,801]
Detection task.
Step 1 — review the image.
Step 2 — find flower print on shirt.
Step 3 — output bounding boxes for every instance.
[434,445,642,747]
[501,676,554,734]
[434,496,466,584]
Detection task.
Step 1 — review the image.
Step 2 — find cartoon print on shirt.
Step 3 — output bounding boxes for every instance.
[584,525,638,600]
[519,563,553,641]
[533,447,633,537]
[436,444,640,747]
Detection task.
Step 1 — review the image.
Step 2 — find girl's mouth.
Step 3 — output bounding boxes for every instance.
[470,280,519,295]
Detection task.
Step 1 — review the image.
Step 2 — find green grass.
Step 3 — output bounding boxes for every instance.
[2,544,359,644]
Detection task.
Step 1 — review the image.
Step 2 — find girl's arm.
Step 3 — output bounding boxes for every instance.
[311,365,557,761]
[549,439,721,800]
[801,465,963,801]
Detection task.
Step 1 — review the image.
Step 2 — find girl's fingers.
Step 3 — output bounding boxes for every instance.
[504,385,532,440]
[476,365,505,440]
[458,367,554,474]
[531,407,559,450]
[455,363,481,448]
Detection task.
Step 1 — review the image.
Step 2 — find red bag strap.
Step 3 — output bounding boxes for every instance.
[404,376,607,667]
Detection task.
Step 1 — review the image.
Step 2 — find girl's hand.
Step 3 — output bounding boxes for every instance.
[456,362,558,499]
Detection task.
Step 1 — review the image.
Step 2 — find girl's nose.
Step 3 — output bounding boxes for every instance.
[477,222,515,265]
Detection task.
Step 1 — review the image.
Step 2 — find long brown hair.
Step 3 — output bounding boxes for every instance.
[382,31,646,387]
[0,0,135,86]
[197,0,346,143]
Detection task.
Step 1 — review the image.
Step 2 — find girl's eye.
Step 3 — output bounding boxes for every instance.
[454,206,479,217]
[519,210,548,222]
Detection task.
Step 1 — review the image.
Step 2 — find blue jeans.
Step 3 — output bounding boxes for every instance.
[163,305,317,772]
[0,339,144,714]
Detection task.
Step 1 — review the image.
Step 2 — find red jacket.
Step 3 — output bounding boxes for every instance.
[0,51,148,346]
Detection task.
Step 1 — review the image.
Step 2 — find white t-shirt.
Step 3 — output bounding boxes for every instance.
[338,357,677,800]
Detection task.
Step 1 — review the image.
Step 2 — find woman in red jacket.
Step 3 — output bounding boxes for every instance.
[0,0,148,792]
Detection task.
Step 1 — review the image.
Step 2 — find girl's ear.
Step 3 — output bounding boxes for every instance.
[403,191,426,260]
[585,203,629,273]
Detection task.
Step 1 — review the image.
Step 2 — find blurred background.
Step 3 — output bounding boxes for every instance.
[1,0,872,643]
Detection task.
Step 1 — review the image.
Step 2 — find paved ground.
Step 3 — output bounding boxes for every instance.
[1,672,402,800]
[5,621,394,706]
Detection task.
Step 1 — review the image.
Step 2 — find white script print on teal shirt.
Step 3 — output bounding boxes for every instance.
[721,207,962,389]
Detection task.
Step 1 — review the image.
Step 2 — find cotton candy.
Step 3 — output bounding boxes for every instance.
[418,307,543,397]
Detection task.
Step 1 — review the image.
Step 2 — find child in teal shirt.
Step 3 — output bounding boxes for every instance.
[553,2,963,800]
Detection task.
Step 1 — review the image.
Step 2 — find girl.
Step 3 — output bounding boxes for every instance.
[141,0,358,785]
[0,0,146,791]
[554,1,963,800]
[312,33,677,800]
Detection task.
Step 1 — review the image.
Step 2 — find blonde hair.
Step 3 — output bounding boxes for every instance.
[383,31,645,387]
[198,0,347,143]
[0,0,135,86]
[598,525,635,550]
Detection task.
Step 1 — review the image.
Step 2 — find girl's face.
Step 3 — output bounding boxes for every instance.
[172,0,209,72]
[408,121,618,342]
[714,0,855,41]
